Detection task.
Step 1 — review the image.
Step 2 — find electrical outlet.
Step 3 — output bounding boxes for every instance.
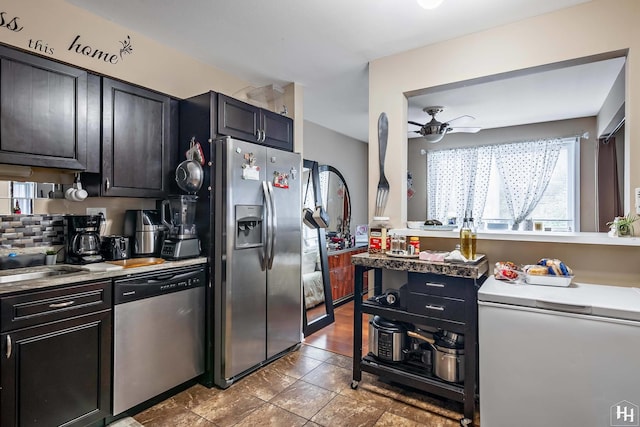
[86,207,107,222]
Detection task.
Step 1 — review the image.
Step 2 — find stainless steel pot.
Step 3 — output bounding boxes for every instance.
[175,159,203,193]
[408,330,465,383]
[368,316,407,362]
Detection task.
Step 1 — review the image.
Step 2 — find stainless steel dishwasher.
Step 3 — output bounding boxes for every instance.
[112,266,205,415]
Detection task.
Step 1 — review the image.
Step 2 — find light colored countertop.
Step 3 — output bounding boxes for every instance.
[352,252,488,279]
[0,257,208,296]
[391,228,640,246]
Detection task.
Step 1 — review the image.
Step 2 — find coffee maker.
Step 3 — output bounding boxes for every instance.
[160,195,201,259]
[64,215,103,264]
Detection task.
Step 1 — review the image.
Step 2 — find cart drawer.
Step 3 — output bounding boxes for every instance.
[407,272,471,300]
[407,293,465,322]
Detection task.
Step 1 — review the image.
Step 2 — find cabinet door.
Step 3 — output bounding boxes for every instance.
[102,78,170,197]
[0,46,87,170]
[217,94,261,143]
[1,310,112,427]
[261,109,293,151]
[328,253,343,301]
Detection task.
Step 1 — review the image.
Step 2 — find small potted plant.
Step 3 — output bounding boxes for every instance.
[607,213,639,237]
[45,249,58,265]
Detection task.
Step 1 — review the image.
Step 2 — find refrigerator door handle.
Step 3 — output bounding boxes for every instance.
[267,181,277,269]
[261,181,270,271]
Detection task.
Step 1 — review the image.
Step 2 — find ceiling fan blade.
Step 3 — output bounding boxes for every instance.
[448,127,482,134]
[445,114,475,124]
[408,120,426,127]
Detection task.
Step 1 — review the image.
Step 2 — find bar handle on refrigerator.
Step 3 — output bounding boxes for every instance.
[261,181,270,271]
[267,181,277,269]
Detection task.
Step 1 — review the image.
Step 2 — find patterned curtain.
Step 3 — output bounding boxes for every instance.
[427,146,492,222]
[494,138,564,229]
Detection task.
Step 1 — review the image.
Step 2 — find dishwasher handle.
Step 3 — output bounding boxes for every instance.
[118,269,203,286]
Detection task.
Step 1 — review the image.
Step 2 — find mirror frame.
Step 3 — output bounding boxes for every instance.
[302,159,335,337]
[318,164,351,238]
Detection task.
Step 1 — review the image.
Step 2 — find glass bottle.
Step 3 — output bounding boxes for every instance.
[459,212,472,259]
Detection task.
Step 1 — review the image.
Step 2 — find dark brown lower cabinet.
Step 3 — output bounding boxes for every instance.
[0,310,112,427]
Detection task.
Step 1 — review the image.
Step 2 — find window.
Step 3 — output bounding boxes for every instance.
[427,137,578,231]
[11,181,35,215]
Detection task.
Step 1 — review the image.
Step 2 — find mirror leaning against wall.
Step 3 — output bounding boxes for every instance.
[318,164,351,245]
[302,159,335,337]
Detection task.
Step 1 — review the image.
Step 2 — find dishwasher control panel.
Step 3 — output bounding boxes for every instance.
[114,266,206,304]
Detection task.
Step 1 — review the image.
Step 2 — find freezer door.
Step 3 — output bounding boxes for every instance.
[265,148,302,358]
[217,137,268,381]
[479,301,640,427]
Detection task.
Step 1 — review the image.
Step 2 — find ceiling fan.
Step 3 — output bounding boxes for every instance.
[408,106,481,143]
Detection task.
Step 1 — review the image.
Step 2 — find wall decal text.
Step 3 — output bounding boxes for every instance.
[0,11,24,32]
[28,39,54,55]
[68,34,134,64]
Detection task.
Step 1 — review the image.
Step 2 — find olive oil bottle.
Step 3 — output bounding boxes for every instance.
[459,212,472,260]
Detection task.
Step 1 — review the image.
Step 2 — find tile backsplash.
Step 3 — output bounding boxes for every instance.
[0,215,64,249]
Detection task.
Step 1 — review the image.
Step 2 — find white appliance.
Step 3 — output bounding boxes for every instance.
[478,277,640,427]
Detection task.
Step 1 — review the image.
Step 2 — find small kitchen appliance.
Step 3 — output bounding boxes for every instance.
[101,235,130,261]
[160,194,201,259]
[64,215,103,264]
[123,210,165,257]
[368,315,408,362]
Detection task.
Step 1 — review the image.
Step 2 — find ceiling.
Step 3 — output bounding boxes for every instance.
[66,0,596,142]
[407,56,626,139]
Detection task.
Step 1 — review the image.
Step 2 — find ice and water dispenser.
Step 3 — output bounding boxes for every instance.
[235,205,263,248]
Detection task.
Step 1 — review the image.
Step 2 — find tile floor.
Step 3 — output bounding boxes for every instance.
[109,344,477,427]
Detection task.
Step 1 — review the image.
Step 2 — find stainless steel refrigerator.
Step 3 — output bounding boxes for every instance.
[210,136,302,388]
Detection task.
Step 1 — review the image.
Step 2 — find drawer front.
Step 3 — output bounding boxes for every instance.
[407,293,465,322]
[407,272,472,300]
[1,281,111,332]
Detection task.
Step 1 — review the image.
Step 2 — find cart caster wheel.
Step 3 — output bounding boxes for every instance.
[459,418,472,426]
[350,381,359,389]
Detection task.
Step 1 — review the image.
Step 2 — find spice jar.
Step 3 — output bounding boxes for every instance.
[408,236,420,254]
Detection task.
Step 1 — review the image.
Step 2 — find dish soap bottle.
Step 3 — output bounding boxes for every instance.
[459,212,472,259]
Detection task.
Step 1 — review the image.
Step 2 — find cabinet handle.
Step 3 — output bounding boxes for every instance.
[6,335,11,359]
[424,304,445,311]
[255,130,261,141]
[260,129,266,142]
[49,300,75,308]
[424,282,445,288]
[105,178,110,191]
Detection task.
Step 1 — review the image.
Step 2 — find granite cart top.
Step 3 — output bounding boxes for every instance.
[0,257,208,296]
[352,252,489,279]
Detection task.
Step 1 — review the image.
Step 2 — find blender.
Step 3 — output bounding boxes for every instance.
[160,195,201,259]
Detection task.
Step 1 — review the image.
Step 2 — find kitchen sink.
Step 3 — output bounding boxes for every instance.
[0,266,85,284]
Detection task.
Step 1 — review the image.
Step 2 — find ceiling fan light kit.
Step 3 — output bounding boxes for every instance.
[408,106,481,143]
[417,0,445,10]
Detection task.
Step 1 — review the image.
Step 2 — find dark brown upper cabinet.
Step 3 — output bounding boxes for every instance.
[84,76,176,198]
[217,93,293,151]
[0,45,87,170]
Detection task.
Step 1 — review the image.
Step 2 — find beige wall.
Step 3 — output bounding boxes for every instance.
[303,121,368,235]
[371,0,640,286]
[369,0,639,225]
[408,117,599,230]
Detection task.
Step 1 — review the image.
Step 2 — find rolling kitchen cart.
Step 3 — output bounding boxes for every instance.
[350,253,488,427]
